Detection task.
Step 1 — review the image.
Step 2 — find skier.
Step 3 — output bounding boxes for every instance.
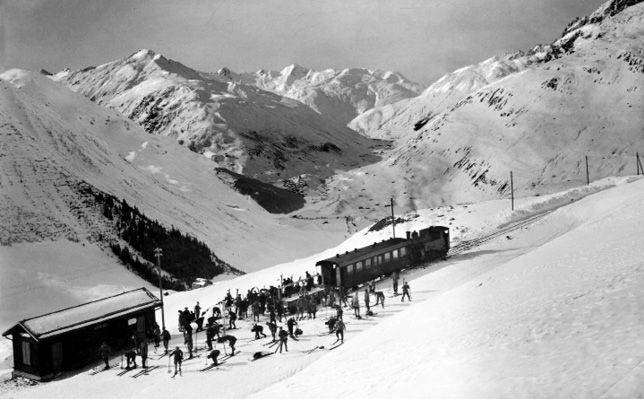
[251,323,267,339]
[217,335,237,356]
[206,324,215,350]
[228,309,237,329]
[185,332,194,359]
[98,341,111,370]
[152,322,161,348]
[286,317,298,338]
[170,346,183,376]
[364,288,371,313]
[401,280,411,302]
[335,319,346,343]
[266,321,278,341]
[162,327,171,354]
[207,349,221,366]
[252,300,260,322]
[194,301,201,320]
[392,271,400,296]
[139,338,149,368]
[373,290,385,308]
[276,327,288,353]
[308,296,317,319]
[296,296,305,321]
[351,292,360,318]
[325,316,337,334]
[125,349,137,369]
[178,310,186,332]
[336,304,344,321]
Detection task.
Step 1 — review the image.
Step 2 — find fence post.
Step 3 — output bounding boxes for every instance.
[585,155,590,185]
[510,171,514,211]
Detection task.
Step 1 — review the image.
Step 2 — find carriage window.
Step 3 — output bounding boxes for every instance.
[365,258,371,267]
[356,261,363,272]
[22,341,31,366]
[400,247,406,256]
[393,249,399,259]
[384,252,391,261]
[347,264,353,274]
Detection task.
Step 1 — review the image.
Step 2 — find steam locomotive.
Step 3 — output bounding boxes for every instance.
[316,226,450,290]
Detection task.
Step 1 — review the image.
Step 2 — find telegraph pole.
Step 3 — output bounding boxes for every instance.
[510,171,514,211]
[390,197,396,239]
[154,247,166,330]
[585,155,590,185]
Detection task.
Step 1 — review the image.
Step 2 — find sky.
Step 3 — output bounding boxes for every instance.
[1,0,607,85]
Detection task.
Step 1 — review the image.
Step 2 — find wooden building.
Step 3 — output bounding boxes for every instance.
[2,287,161,381]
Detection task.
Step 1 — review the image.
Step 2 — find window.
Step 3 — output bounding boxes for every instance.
[365,258,372,267]
[384,252,391,262]
[347,264,353,274]
[22,341,31,366]
[356,261,363,272]
[400,247,406,256]
[393,249,399,259]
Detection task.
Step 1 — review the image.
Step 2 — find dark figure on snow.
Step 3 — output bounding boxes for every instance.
[194,301,201,320]
[392,271,400,296]
[162,328,171,354]
[287,317,298,338]
[125,349,137,369]
[296,296,305,321]
[252,300,260,322]
[207,349,221,366]
[251,323,267,339]
[212,306,222,319]
[325,316,337,334]
[336,305,343,321]
[373,291,385,308]
[139,338,149,368]
[206,324,215,350]
[98,341,111,370]
[195,315,205,332]
[276,327,288,353]
[218,335,237,356]
[351,293,360,318]
[152,322,161,348]
[269,308,276,324]
[335,319,345,343]
[178,310,186,332]
[266,321,278,341]
[185,332,193,359]
[364,288,370,313]
[401,281,411,302]
[170,347,183,376]
[228,309,237,329]
[305,271,313,291]
[308,296,317,319]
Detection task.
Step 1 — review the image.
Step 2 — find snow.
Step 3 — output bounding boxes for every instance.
[4,176,643,398]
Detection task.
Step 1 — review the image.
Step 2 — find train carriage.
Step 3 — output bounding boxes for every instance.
[316,226,450,290]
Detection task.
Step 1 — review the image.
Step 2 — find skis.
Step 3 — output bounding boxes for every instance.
[131,365,159,378]
[263,340,279,348]
[304,345,324,354]
[117,367,135,376]
[88,363,119,375]
[329,341,344,350]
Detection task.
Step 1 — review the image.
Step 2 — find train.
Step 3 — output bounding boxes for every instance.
[316,226,450,290]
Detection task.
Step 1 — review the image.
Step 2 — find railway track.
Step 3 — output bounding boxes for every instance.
[448,209,555,257]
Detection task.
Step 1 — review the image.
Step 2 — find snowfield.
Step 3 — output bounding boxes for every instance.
[3,176,643,398]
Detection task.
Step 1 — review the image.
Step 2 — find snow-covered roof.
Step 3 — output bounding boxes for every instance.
[3,288,160,341]
[316,238,408,267]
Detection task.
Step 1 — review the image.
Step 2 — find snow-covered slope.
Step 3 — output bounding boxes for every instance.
[51,51,382,187]
[5,176,642,398]
[0,69,348,277]
[314,0,644,220]
[215,64,423,126]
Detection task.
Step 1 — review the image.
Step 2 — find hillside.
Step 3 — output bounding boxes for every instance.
[4,176,642,398]
[51,51,383,189]
[307,0,644,221]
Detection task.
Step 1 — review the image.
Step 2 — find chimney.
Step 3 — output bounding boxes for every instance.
[406,231,411,240]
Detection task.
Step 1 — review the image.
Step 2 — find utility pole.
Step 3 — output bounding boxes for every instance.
[510,171,514,211]
[390,197,396,239]
[154,247,166,330]
[637,152,642,176]
[585,155,590,185]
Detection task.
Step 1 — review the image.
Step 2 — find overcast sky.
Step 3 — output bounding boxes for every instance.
[2,0,606,84]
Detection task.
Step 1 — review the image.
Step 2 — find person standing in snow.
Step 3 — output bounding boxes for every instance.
[194,301,201,320]
[401,281,411,302]
[286,317,298,338]
[266,321,278,341]
[125,349,137,369]
[185,332,193,359]
[152,322,161,348]
[351,292,360,318]
[392,271,400,296]
[170,347,183,376]
[139,338,149,368]
[335,319,345,343]
[276,327,289,353]
[162,327,171,354]
[364,288,371,313]
[228,309,237,329]
[336,304,344,321]
[98,341,111,370]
